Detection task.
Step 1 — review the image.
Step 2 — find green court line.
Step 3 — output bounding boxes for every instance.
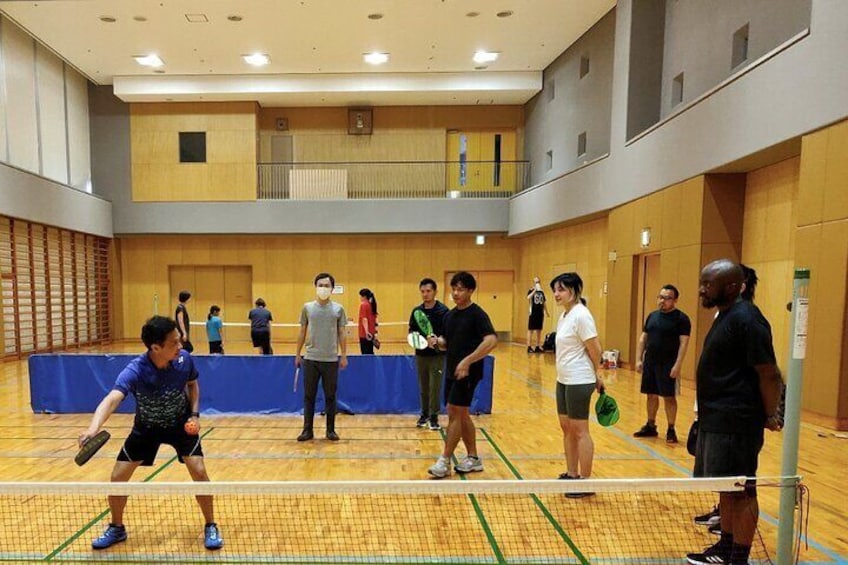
[43,427,215,561]
[480,427,589,565]
[439,428,504,565]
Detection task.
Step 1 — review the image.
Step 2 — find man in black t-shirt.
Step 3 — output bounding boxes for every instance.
[633,284,691,444]
[409,278,449,431]
[427,272,497,479]
[685,260,782,565]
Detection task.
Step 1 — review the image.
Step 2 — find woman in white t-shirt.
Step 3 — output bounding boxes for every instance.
[552,272,604,495]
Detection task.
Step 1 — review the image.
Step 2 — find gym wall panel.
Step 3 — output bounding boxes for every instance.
[35,44,67,183]
[116,234,517,345]
[2,19,38,174]
[130,101,257,202]
[823,120,848,223]
[65,69,91,191]
[513,217,609,344]
[796,129,827,227]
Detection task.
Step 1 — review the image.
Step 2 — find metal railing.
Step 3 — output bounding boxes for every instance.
[257,161,530,200]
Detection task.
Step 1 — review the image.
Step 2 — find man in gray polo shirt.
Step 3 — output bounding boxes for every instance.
[295,272,348,442]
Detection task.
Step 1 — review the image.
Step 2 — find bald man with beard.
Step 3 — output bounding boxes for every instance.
[686,260,783,565]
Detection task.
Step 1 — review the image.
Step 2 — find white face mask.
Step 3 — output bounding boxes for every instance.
[316,287,332,300]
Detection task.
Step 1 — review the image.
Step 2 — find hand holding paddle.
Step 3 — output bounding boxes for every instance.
[75,429,111,466]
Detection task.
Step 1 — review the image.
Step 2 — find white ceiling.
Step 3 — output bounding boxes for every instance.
[0,0,615,107]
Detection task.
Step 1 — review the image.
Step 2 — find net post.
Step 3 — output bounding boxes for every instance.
[776,268,809,565]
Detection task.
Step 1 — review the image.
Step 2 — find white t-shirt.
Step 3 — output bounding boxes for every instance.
[555,303,598,385]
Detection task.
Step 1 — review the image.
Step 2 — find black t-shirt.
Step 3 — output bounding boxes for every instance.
[643,309,691,366]
[409,301,449,357]
[528,290,546,317]
[175,304,190,340]
[696,299,776,434]
[443,303,496,381]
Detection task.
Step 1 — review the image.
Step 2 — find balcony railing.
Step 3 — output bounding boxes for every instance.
[257,161,530,200]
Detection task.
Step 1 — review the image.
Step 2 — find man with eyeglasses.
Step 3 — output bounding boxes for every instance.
[633,284,691,443]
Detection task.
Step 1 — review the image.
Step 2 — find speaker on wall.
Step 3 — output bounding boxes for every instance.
[348,108,373,135]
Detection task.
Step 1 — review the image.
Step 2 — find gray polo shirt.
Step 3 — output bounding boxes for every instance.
[300,300,347,362]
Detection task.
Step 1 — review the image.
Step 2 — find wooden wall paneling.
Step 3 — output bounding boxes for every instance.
[194,266,225,346]
[823,121,848,222]
[475,271,514,333]
[796,130,827,227]
[701,174,746,246]
[223,266,252,344]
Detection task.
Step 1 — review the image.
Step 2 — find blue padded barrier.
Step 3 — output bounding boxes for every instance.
[28,354,494,416]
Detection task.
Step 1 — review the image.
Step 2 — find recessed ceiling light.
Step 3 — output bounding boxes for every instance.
[367,13,383,20]
[496,10,514,18]
[133,54,164,68]
[363,52,389,65]
[99,15,116,23]
[473,51,499,64]
[242,53,270,66]
[133,16,147,22]
[227,15,243,22]
[466,12,480,18]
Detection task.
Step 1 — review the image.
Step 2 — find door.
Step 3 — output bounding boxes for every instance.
[633,253,661,354]
[446,130,517,192]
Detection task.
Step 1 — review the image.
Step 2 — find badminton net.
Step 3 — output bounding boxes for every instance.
[0,477,799,563]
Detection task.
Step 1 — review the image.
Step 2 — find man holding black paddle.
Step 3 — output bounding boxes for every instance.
[78,315,222,551]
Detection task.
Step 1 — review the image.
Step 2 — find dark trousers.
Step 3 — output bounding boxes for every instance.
[359,338,374,354]
[302,359,339,432]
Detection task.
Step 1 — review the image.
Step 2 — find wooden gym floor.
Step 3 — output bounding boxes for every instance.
[0,340,845,563]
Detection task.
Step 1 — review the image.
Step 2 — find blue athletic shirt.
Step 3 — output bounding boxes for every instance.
[113,350,198,432]
[206,316,223,342]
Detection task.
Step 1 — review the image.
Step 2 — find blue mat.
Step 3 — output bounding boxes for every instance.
[28,354,494,415]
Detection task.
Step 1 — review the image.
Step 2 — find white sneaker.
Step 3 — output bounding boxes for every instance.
[454,455,483,474]
[427,456,451,479]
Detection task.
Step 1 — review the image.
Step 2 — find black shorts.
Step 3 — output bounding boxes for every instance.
[528,312,544,331]
[694,430,763,480]
[640,361,678,397]
[116,427,204,466]
[444,375,482,407]
[251,330,271,348]
[208,341,223,354]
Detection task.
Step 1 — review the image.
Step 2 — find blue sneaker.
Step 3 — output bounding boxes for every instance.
[92,524,127,549]
[204,522,223,550]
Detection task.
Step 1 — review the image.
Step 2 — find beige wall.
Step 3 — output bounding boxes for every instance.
[115,233,517,344]
[130,102,258,201]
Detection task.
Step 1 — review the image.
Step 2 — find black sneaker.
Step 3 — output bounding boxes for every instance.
[686,542,730,565]
[416,416,428,428]
[666,427,679,444]
[326,430,339,441]
[535,347,544,353]
[296,429,314,442]
[709,523,721,536]
[633,423,658,438]
[527,346,533,353]
[694,505,721,526]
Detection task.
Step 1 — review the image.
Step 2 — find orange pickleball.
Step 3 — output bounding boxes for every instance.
[184,419,199,435]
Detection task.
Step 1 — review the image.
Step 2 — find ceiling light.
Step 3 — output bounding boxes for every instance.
[363,52,389,65]
[475,235,486,245]
[496,10,514,18]
[466,12,480,18]
[227,15,243,22]
[367,13,383,20]
[133,16,147,22]
[473,51,499,64]
[99,15,116,23]
[133,54,164,68]
[242,53,270,66]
